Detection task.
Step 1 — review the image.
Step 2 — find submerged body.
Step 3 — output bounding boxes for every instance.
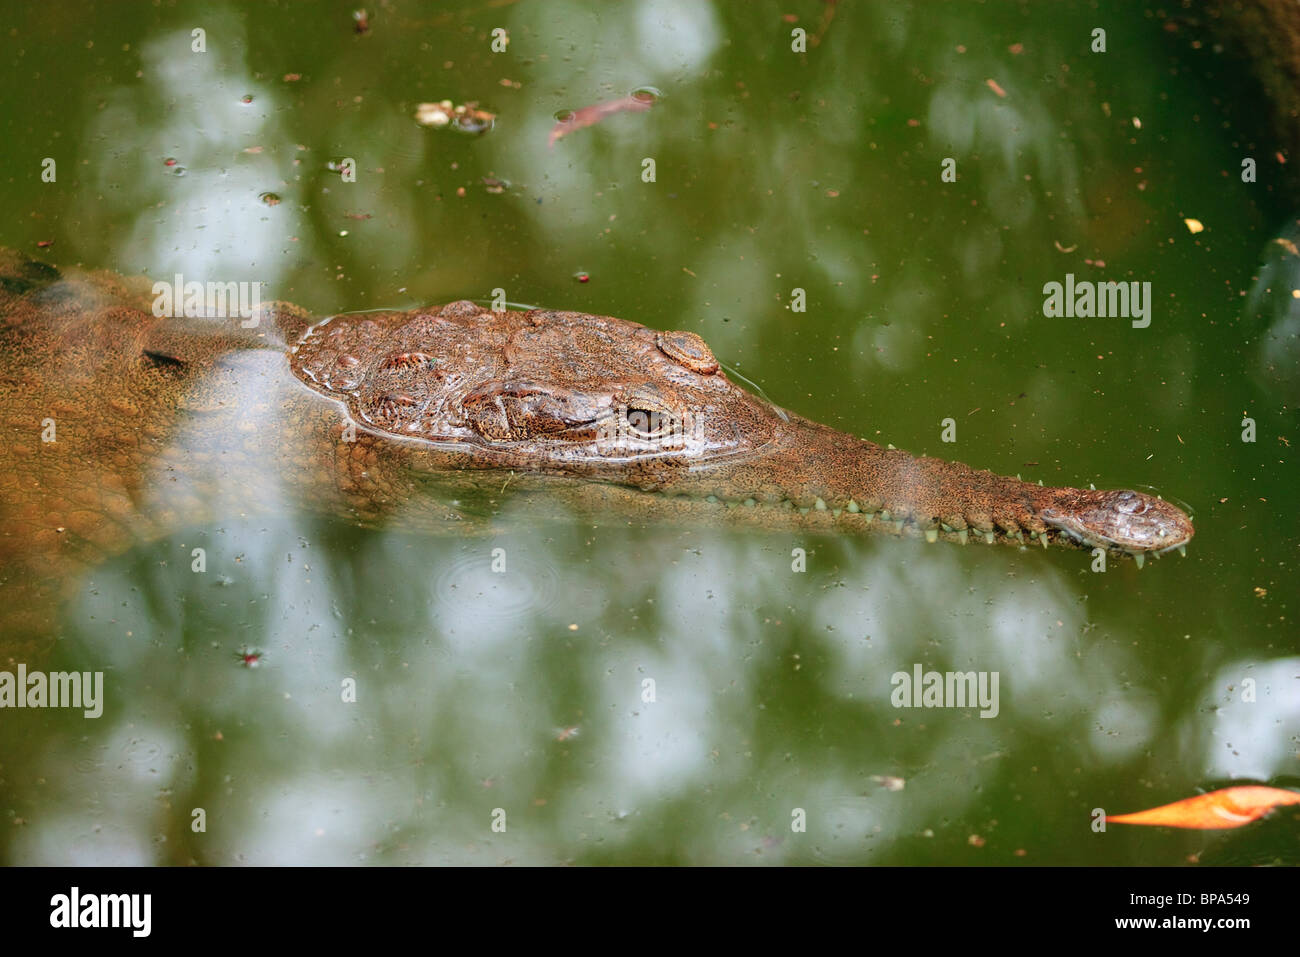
[0,250,1192,645]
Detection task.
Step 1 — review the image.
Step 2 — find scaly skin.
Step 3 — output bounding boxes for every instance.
[288,296,1193,556]
[0,251,1192,649]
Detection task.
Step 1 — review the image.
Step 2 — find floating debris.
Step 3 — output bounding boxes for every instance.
[415,102,452,128]
[259,191,282,207]
[1184,217,1205,234]
[414,99,495,134]
[481,176,509,194]
[1106,786,1300,829]
[235,647,265,668]
[353,8,370,34]
[548,87,659,147]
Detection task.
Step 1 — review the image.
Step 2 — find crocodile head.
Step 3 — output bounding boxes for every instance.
[290,300,781,482]
[288,300,1194,557]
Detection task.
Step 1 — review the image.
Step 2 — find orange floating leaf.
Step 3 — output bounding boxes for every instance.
[1107,786,1300,829]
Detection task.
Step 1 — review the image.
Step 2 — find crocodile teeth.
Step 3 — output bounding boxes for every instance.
[847,500,860,513]
[1133,553,1145,569]
[924,528,939,544]
[743,498,756,507]
[799,507,810,515]
[958,529,969,545]
[814,497,827,511]
[1040,532,1048,549]
[983,532,995,545]
[1178,546,1186,557]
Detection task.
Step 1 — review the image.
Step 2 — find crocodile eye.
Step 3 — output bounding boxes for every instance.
[626,407,676,439]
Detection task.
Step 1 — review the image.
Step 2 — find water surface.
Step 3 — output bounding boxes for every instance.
[0,0,1296,865]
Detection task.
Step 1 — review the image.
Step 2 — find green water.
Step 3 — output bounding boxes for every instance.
[0,0,1296,865]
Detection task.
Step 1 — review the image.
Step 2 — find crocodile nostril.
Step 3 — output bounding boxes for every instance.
[1115,492,1149,516]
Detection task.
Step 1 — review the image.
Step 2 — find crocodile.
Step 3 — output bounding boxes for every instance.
[0,250,1193,650]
